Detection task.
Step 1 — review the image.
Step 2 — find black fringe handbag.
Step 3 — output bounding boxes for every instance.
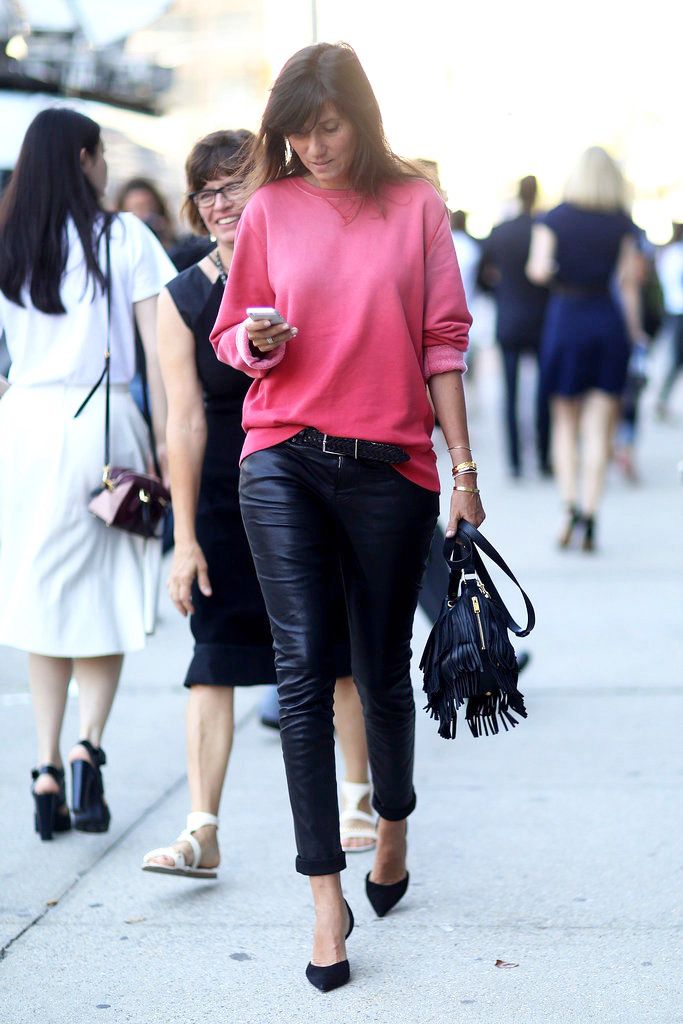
[420,521,535,739]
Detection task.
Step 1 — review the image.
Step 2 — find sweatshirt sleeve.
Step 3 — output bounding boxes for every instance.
[422,200,471,380]
[209,212,285,378]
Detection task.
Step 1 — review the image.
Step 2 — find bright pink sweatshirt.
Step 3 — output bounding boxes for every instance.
[210,176,471,491]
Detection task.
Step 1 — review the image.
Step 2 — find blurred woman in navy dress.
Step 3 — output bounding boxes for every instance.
[527,147,646,551]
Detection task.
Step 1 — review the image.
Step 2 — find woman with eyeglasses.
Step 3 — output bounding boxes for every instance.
[0,109,174,840]
[143,130,377,879]
[211,43,483,990]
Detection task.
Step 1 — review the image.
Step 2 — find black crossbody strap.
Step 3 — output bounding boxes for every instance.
[73,217,112,478]
[443,521,535,637]
[73,217,160,478]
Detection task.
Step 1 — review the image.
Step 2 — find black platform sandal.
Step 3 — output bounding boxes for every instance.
[71,740,110,833]
[306,900,354,993]
[31,765,72,841]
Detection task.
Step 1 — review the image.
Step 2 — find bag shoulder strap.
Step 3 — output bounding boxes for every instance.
[444,521,535,637]
[74,216,160,478]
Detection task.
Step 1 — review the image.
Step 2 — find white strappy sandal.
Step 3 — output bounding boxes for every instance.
[340,781,377,853]
[141,812,219,878]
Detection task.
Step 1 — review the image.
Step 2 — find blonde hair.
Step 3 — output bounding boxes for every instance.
[563,146,627,212]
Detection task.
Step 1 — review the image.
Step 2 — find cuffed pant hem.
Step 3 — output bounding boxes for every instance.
[373,790,417,821]
[295,852,347,876]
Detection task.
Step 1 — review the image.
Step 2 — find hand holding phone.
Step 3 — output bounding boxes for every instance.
[245,306,298,355]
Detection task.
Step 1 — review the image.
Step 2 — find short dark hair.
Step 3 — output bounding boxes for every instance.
[518,175,538,210]
[0,108,107,313]
[182,130,254,234]
[450,209,467,232]
[116,177,171,221]
[239,43,425,203]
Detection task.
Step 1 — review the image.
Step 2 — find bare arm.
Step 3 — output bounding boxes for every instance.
[615,234,645,344]
[134,294,168,477]
[428,370,485,537]
[526,223,557,285]
[157,287,211,616]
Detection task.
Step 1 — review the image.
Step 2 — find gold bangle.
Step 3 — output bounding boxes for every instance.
[454,485,480,493]
[454,468,478,476]
[452,460,477,475]
[447,443,472,453]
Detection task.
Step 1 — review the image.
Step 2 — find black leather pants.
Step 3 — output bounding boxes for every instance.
[239,441,439,875]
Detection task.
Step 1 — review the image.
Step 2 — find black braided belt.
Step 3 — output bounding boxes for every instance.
[290,428,410,464]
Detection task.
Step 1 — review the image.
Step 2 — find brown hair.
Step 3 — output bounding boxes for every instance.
[237,43,425,204]
[182,129,254,234]
[116,177,171,221]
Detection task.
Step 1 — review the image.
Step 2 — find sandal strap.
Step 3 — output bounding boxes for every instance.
[143,845,189,870]
[340,824,378,841]
[77,739,106,767]
[341,780,372,804]
[340,808,376,826]
[176,829,201,869]
[186,811,219,833]
[31,764,65,783]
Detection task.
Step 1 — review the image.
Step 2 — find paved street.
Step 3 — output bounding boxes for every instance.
[1,348,681,1023]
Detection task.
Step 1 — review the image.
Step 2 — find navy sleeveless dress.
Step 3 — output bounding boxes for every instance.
[166,262,351,686]
[540,203,636,398]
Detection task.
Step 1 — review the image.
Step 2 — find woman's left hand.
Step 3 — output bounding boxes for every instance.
[445,483,485,537]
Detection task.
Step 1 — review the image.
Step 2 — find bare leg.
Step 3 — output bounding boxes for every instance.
[146,684,234,869]
[334,677,368,783]
[369,818,408,885]
[28,654,72,795]
[310,873,350,967]
[580,390,619,515]
[551,396,581,507]
[68,654,123,770]
[334,676,375,850]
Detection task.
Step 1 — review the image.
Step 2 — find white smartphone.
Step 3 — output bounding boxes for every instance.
[246,306,286,325]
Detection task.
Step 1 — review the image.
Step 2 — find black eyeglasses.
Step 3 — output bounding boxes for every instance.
[189,184,240,208]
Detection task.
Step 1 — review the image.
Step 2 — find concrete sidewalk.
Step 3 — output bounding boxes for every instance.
[1,352,681,1023]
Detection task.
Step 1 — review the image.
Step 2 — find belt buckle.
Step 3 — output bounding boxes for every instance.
[322,433,359,459]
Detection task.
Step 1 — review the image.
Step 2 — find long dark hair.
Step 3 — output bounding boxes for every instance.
[239,43,423,203]
[0,108,108,314]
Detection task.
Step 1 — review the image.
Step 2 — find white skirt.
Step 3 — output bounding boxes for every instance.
[0,383,161,657]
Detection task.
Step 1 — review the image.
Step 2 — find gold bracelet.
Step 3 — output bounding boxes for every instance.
[447,443,472,453]
[454,485,480,493]
[454,468,477,476]
[451,460,477,475]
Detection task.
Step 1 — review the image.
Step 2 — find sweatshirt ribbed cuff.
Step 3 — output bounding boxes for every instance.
[423,343,467,381]
[235,323,286,371]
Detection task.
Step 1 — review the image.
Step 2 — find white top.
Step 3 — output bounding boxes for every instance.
[0,212,176,386]
[451,230,481,306]
[657,241,683,315]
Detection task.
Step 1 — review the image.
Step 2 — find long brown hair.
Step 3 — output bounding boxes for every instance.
[238,43,424,203]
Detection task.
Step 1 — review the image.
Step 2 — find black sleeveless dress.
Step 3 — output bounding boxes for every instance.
[167,263,351,686]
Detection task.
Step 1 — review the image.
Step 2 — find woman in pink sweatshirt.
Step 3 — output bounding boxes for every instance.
[211,42,485,991]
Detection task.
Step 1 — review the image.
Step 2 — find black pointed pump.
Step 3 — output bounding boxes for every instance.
[365,871,410,917]
[305,899,354,993]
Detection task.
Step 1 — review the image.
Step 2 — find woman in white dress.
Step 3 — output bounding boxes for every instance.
[0,109,175,839]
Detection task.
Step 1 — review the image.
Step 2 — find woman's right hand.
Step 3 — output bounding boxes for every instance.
[246,316,298,355]
[167,540,212,617]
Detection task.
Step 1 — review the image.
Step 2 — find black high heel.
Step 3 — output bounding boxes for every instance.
[365,870,410,917]
[558,505,581,549]
[581,515,596,553]
[31,765,71,841]
[71,740,110,833]
[305,899,354,993]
